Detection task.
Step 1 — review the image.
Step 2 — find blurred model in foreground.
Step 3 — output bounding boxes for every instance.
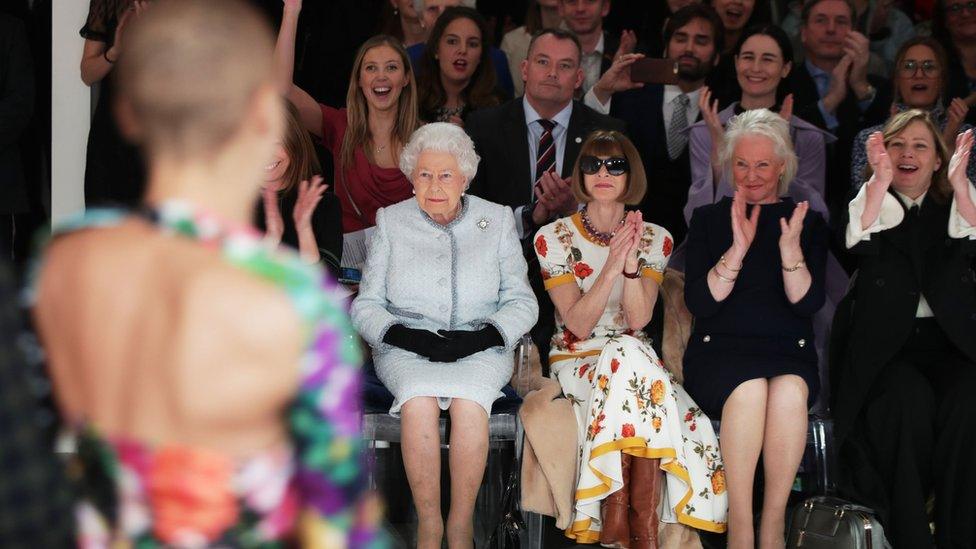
[33,1,384,546]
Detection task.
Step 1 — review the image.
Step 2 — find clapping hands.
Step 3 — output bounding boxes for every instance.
[606,210,644,277]
[948,129,974,196]
[730,190,760,257]
[779,200,808,263]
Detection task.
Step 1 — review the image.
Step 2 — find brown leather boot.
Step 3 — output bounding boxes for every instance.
[599,452,631,548]
[629,456,662,549]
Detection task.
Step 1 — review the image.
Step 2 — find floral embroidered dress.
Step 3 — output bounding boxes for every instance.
[533,213,728,542]
[38,202,386,548]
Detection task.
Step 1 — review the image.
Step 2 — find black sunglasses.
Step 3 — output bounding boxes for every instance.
[947,0,976,13]
[579,155,630,176]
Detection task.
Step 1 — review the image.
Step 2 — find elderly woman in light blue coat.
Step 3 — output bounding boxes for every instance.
[351,122,538,549]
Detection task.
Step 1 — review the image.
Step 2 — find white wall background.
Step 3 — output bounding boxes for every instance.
[51,2,90,224]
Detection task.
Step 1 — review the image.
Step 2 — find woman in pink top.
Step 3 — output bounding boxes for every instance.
[275,0,420,243]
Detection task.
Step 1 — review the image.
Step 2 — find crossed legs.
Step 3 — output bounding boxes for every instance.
[719,375,808,549]
[400,397,489,549]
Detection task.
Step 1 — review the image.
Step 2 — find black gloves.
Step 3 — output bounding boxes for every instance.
[382,324,504,363]
[428,327,504,363]
[382,324,445,357]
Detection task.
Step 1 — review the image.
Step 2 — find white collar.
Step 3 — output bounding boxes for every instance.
[895,190,927,208]
[663,84,702,105]
[523,95,574,128]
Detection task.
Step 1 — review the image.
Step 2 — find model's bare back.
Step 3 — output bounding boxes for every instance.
[35,219,304,457]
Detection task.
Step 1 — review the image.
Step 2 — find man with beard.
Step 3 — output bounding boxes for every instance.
[585,3,723,245]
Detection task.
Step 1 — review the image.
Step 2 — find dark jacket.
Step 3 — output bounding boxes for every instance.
[831,195,976,446]
[789,63,891,215]
[465,98,626,210]
[0,14,33,215]
[610,83,699,244]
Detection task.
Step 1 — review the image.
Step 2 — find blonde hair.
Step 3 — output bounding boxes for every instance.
[866,109,951,203]
[570,130,647,205]
[720,108,797,196]
[340,36,420,172]
[116,0,274,159]
[279,101,321,194]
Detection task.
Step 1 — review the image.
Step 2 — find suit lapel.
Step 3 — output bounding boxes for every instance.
[563,101,587,179]
[504,100,533,201]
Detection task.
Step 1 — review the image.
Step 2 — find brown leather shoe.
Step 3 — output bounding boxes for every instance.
[629,456,662,549]
[599,452,631,548]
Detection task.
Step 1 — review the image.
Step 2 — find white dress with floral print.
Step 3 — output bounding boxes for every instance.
[534,214,728,542]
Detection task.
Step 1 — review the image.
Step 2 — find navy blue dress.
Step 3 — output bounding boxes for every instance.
[682,197,828,417]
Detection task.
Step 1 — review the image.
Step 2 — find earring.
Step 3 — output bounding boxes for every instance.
[412,188,416,195]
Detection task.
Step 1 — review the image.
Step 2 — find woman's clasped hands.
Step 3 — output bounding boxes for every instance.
[605,210,644,278]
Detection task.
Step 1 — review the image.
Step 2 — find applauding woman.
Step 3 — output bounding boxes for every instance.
[255,102,342,272]
[534,130,726,548]
[683,109,828,549]
[276,0,419,270]
[832,110,976,548]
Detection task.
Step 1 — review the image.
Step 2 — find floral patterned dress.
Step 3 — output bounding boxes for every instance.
[533,213,728,542]
[37,202,387,548]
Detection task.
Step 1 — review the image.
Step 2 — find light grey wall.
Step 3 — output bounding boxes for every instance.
[51,3,90,224]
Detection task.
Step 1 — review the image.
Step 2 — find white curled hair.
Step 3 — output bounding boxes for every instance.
[399,122,481,188]
[719,108,798,196]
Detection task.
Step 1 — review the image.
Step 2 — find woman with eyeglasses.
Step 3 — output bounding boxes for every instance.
[851,36,976,189]
[683,109,829,549]
[533,130,727,548]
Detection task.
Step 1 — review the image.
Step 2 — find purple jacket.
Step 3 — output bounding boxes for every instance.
[684,104,837,224]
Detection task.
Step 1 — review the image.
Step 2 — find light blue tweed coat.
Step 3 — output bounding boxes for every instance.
[351,195,538,415]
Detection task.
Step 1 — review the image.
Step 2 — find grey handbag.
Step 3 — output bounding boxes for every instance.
[787,496,891,549]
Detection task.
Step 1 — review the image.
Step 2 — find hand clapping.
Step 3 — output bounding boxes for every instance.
[779,200,808,263]
[730,190,760,257]
[865,131,893,197]
[948,129,974,196]
[606,211,643,277]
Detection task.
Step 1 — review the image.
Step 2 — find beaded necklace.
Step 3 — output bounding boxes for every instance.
[580,206,625,245]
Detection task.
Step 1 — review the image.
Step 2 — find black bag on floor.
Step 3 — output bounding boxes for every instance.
[787,496,891,548]
[486,455,525,548]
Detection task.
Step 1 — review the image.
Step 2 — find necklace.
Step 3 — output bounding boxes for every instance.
[580,206,624,245]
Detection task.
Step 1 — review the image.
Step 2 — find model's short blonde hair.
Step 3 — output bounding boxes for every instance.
[115,0,275,159]
[720,108,798,196]
[570,130,646,205]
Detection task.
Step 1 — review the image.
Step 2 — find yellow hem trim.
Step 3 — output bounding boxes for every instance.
[549,350,603,364]
[543,272,576,289]
[641,267,664,284]
[571,438,728,535]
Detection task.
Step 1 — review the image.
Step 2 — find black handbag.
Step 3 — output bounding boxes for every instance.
[486,450,526,548]
[787,496,891,549]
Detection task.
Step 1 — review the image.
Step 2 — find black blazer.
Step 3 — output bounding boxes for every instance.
[0,14,33,215]
[610,83,699,244]
[789,64,890,213]
[830,195,976,446]
[465,98,626,211]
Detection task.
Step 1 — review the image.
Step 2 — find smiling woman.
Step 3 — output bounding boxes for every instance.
[417,6,505,124]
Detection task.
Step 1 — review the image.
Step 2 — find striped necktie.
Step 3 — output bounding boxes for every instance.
[535,119,556,185]
[668,93,690,160]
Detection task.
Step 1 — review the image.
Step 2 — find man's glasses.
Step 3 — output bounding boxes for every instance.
[946,0,976,14]
[579,156,629,176]
[898,60,940,78]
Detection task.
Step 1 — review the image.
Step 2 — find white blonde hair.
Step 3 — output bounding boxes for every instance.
[719,108,798,196]
[399,122,481,187]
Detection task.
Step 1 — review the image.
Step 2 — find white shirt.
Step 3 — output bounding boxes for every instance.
[581,33,605,95]
[583,83,703,134]
[514,97,575,239]
[662,85,703,136]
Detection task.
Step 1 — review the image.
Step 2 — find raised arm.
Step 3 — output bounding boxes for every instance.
[80,2,148,86]
[275,0,323,137]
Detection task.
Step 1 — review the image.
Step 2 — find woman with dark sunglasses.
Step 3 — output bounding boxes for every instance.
[532,130,728,547]
[851,36,976,190]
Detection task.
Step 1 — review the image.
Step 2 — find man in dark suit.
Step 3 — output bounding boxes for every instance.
[583,3,724,246]
[790,0,891,217]
[465,28,624,361]
[0,13,33,264]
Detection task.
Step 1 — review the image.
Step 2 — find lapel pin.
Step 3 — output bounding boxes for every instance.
[575,136,582,143]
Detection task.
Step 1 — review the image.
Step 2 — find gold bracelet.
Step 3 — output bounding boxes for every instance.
[720,254,742,272]
[712,267,736,283]
[782,260,806,272]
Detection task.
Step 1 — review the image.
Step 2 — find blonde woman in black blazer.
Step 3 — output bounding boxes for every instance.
[831,109,976,549]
